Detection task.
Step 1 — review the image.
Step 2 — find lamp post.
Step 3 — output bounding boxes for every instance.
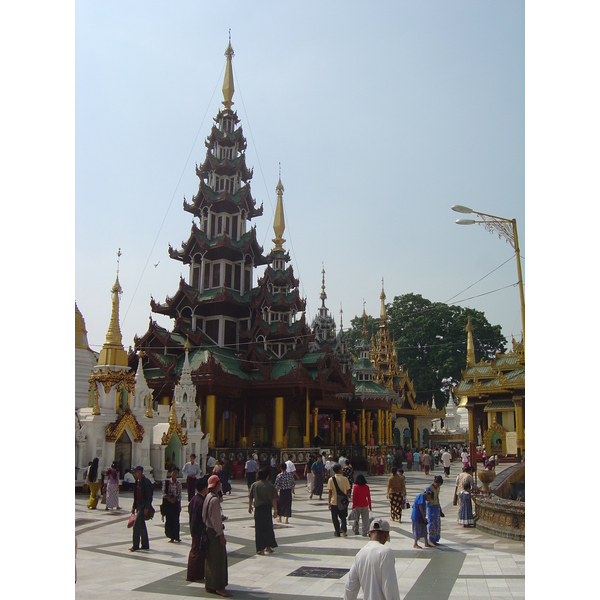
[451,205,525,349]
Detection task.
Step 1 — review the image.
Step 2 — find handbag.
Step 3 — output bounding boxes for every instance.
[127,513,136,528]
[348,509,357,521]
[452,486,459,506]
[200,526,210,552]
[144,505,156,521]
[332,476,349,512]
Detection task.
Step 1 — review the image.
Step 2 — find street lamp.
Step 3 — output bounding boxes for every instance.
[451,204,525,349]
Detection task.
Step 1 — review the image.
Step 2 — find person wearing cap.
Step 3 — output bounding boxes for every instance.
[202,475,231,597]
[343,518,400,600]
[162,466,182,543]
[183,454,202,503]
[130,466,153,552]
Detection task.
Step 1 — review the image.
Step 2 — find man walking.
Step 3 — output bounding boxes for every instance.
[130,465,153,552]
[244,454,259,489]
[183,454,202,503]
[442,448,452,478]
[344,518,400,600]
[327,463,350,537]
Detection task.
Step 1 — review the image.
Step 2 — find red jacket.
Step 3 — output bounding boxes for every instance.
[352,484,372,510]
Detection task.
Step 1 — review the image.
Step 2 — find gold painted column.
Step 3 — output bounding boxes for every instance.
[304,390,311,447]
[361,409,366,446]
[514,397,525,458]
[312,407,319,442]
[274,396,284,448]
[367,412,372,443]
[378,409,383,445]
[206,394,216,448]
[341,410,347,445]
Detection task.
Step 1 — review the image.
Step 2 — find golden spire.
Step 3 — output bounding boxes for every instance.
[98,249,128,367]
[320,264,327,306]
[222,30,235,110]
[339,302,343,332]
[380,278,387,325]
[466,315,476,367]
[75,302,91,351]
[272,165,286,251]
[169,401,178,425]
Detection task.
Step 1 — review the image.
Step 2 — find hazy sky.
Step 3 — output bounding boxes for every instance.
[75,1,525,354]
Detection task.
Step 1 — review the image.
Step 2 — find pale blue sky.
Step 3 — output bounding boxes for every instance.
[75,1,525,352]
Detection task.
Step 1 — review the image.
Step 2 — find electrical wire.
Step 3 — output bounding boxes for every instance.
[122,63,226,326]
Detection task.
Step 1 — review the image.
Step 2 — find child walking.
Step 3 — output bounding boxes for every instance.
[458,482,474,527]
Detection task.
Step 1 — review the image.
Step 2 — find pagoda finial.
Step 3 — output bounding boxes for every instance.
[466,315,476,367]
[97,251,128,367]
[380,278,387,324]
[362,300,367,340]
[320,263,327,306]
[272,168,286,251]
[340,302,344,332]
[222,31,235,110]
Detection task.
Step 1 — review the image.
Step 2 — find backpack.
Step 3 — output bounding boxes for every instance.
[332,476,349,512]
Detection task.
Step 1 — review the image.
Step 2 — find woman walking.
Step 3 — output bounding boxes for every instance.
[105,461,121,510]
[248,468,278,555]
[274,462,295,524]
[86,457,101,510]
[342,459,355,495]
[187,476,209,583]
[426,476,444,546]
[350,474,371,536]
[162,466,182,543]
[386,467,407,522]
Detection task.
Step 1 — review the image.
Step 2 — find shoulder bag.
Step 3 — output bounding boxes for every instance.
[332,476,349,512]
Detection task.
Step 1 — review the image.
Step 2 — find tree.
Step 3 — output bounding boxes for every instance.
[348,293,506,407]
[347,313,380,351]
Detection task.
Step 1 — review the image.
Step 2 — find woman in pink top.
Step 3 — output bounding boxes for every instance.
[350,474,372,536]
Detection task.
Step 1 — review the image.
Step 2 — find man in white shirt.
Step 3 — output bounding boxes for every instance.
[285,459,299,480]
[182,454,202,502]
[344,518,400,600]
[206,452,217,475]
[442,448,452,478]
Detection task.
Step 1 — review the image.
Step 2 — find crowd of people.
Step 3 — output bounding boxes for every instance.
[79,445,487,599]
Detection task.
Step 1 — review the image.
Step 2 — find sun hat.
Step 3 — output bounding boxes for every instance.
[368,518,391,533]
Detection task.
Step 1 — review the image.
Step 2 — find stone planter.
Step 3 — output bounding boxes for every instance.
[477,469,497,492]
[474,495,525,541]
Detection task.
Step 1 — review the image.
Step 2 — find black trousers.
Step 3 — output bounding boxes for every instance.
[132,508,149,549]
[246,472,257,489]
[331,506,347,535]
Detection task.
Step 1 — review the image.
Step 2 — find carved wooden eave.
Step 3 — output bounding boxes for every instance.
[105,406,144,443]
[89,368,135,395]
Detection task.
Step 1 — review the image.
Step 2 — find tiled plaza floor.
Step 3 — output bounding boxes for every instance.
[75,462,524,599]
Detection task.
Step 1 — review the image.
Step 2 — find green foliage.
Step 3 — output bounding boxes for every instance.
[348,293,507,407]
[347,313,379,351]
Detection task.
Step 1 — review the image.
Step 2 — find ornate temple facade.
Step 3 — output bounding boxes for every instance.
[454,317,525,462]
[369,283,445,448]
[76,273,209,483]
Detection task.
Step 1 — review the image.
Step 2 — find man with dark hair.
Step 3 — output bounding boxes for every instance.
[344,518,400,600]
[130,466,153,552]
[327,463,351,537]
[248,468,278,555]
[183,453,202,502]
[244,454,259,489]
[187,476,209,583]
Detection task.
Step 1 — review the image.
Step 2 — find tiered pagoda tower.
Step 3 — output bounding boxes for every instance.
[131,38,353,457]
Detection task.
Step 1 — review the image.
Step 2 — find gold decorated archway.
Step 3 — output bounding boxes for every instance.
[105,406,144,443]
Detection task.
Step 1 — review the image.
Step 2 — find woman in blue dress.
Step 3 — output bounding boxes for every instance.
[426,476,444,545]
[458,482,474,526]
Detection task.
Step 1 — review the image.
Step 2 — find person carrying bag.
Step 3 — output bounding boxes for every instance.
[327,464,350,537]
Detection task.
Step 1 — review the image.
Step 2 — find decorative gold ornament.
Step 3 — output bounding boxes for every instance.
[105,406,144,443]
